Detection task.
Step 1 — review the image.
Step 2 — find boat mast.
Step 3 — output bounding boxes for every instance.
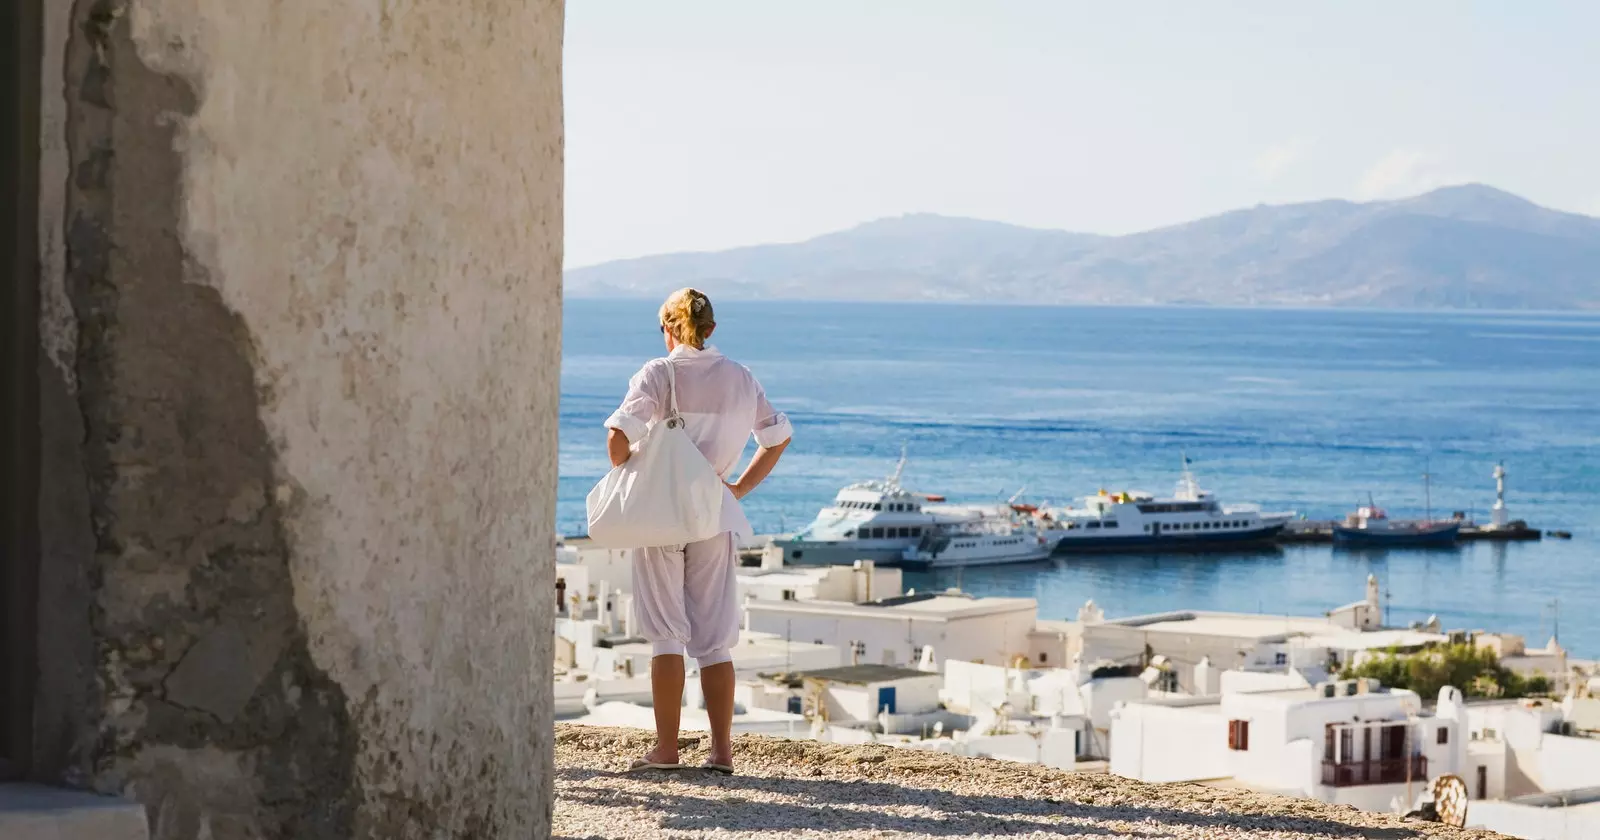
[890,444,908,488]
[1423,458,1433,524]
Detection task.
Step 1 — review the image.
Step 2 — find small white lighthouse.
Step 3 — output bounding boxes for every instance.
[1491,462,1509,529]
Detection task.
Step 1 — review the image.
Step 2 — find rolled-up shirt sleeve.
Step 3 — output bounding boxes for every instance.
[750,377,793,448]
[604,362,662,445]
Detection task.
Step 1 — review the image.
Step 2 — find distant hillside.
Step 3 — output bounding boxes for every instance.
[565,185,1600,310]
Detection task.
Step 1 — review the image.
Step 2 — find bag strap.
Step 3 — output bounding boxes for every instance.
[663,358,682,422]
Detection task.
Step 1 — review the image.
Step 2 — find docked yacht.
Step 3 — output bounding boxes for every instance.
[778,454,1002,566]
[899,518,1056,569]
[1046,464,1294,552]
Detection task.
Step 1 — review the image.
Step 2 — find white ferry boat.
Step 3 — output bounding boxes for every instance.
[778,453,1002,566]
[899,519,1055,569]
[1047,463,1294,552]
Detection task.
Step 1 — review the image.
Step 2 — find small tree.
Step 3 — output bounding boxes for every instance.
[1340,643,1534,699]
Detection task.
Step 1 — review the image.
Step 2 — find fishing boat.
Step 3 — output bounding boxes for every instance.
[1332,505,1461,546]
[1333,471,1462,547]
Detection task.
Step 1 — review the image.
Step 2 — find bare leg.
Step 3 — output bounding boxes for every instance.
[649,654,686,763]
[699,661,736,766]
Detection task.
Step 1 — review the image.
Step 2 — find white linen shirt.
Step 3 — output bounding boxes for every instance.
[604,344,792,539]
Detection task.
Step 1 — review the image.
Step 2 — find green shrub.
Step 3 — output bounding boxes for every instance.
[1338,643,1542,699]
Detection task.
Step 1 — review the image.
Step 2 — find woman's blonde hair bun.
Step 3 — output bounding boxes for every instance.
[660,288,715,348]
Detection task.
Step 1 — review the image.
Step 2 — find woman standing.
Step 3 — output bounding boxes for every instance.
[603,288,792,774]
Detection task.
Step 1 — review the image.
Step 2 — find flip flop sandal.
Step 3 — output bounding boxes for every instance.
[700,762,735,775]
[628,758,683,773]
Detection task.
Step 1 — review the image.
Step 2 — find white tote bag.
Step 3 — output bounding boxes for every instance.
[585,361,724,549]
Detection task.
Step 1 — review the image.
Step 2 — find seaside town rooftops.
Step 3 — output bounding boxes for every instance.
[1104,611,1351,640]
[1511,786,1600,809]
[1098,610,1449,649]
[1296,628,1449,650]
[746,592,1037,620]
[1034,619,1078,635]
[788,664,936,685]
[609,631,839,663]
[758,664,936,689]
[1121,694,1226,712]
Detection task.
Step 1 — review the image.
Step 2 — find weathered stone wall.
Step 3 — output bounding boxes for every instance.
[35,0,563,836]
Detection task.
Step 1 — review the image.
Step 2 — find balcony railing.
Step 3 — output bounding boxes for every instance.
[1321,755,1429,787]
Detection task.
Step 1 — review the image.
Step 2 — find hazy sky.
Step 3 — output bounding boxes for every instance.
[565,2,1600,267]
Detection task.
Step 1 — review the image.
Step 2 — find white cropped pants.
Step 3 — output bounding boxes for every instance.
[631,531,741,668]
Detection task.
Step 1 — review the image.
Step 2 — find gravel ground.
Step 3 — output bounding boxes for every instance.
[554,725,1508,840]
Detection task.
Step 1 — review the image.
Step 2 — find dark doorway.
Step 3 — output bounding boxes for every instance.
[2,0,44,781]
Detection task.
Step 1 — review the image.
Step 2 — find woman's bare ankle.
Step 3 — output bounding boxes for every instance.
[646,744,680,764]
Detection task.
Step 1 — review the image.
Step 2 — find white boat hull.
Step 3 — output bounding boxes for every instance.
[895,546,1053,569]
[777,539,912,566]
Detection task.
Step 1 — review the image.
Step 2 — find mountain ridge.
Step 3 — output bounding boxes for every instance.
[566,185,1600,310]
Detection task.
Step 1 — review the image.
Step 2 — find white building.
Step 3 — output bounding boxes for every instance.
[1112,679,1467,813]
[570,700,809,738]
[746,591,1043,669]
[1469,788,1600,840]
[1477,633,1571,694]
[1446,696,1600,838]
[1072,579,1447,695]
[1462,697,1600,799]
[940,659,1144,762]
[557,542,634,597]
[600,630,841,680]
[737,560,902,605]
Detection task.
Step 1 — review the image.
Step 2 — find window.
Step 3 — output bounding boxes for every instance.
[898,527,910,538]
[912,527,922,537]
[872,528,885,539]
[1381,724,1406,760]
[1437,727,1449,745]
[1227,720,1250,751]
[1086,522,1100,530]
[1103,521,1117,529]
[873,503,882,511]
[1144,524,1151,532]
[1039,652,1048,664]
[782,589,796,601]
[1274,652,1287,666]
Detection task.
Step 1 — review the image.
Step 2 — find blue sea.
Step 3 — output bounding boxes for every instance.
[560,301,1600,657]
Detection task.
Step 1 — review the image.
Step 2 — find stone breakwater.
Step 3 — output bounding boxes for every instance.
[554,725,1505,839]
